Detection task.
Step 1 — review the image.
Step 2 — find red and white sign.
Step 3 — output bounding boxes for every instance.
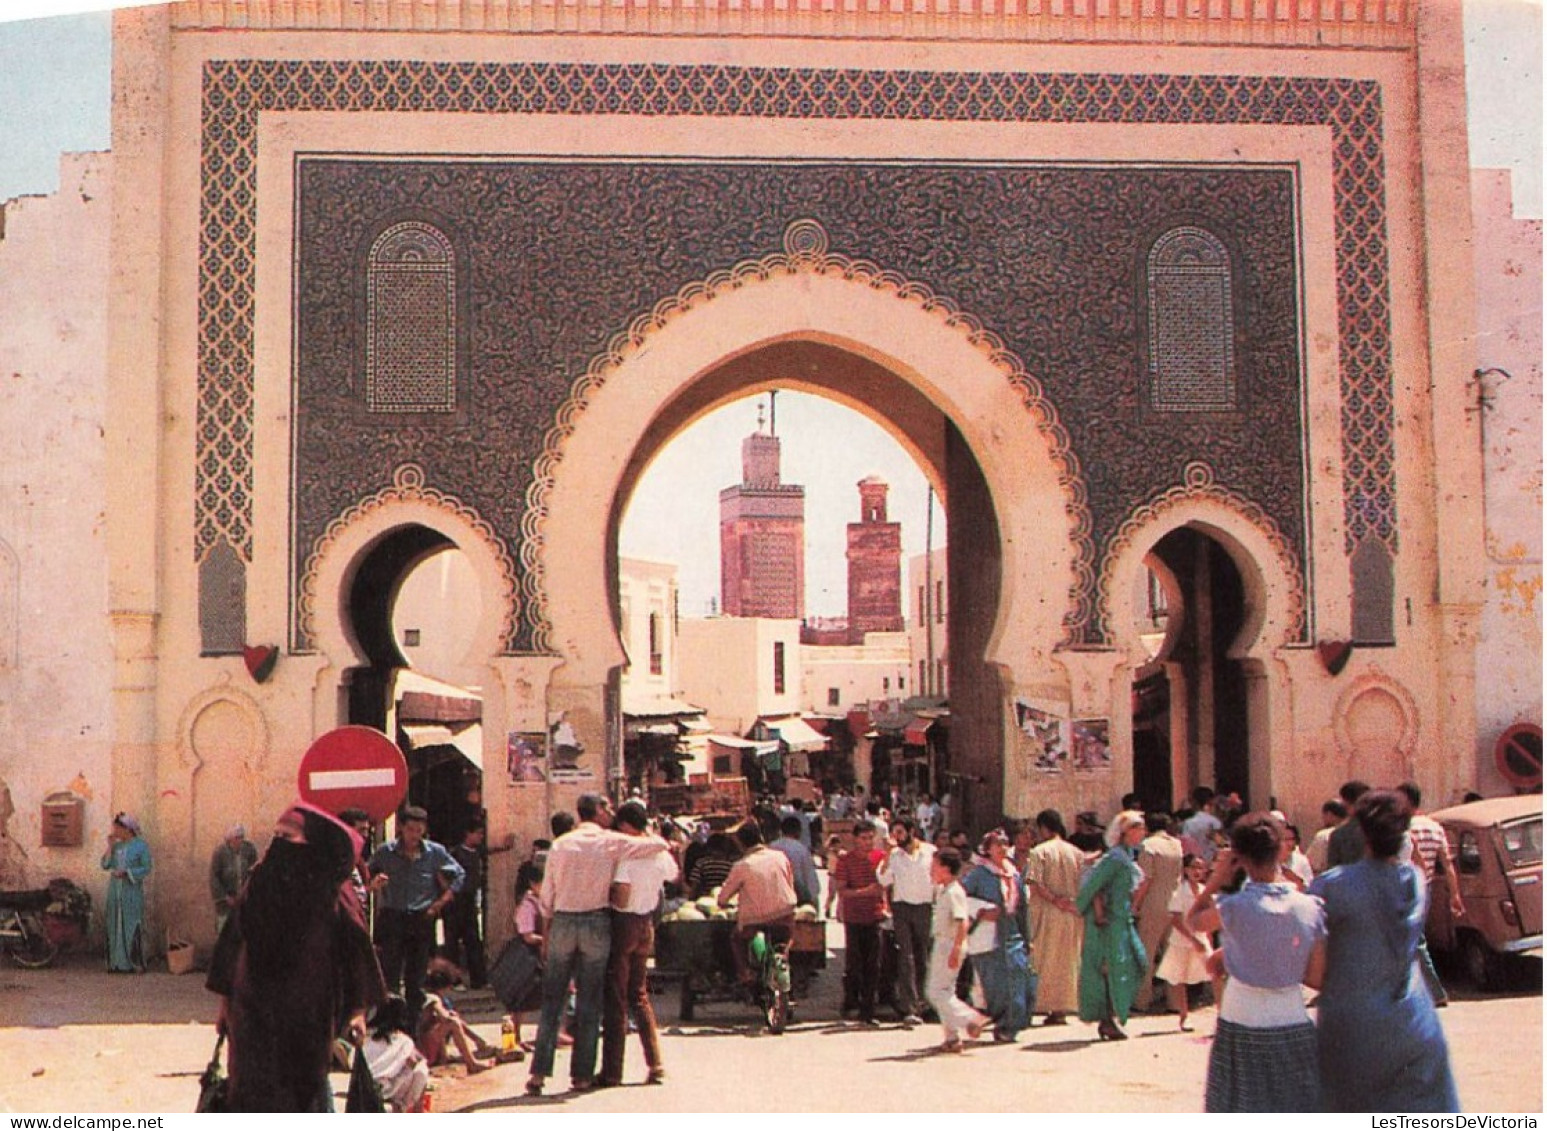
[298,725,408,822]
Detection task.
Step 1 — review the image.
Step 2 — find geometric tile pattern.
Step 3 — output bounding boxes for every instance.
[366,222,458,414]
[293,158,1299,652]
[199,60,1394,646]
[1147,226,1236,413]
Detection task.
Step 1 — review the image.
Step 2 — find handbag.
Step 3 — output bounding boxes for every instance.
[345,1044,385,1113]
[488,938,543,1011]
[195,1032,228,1113]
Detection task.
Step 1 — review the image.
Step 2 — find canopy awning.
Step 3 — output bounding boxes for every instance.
[398,691,482,724]
[708,734,779,753]
[629,723,681,737]
[621,691,707,719]
[401,722,483,771]
[871,710,913,736]
[765,716,829,753]
[904,717,935,746]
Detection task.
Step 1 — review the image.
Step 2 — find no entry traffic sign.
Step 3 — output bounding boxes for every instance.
[1495,723,1544,791]
[298,725,408,822]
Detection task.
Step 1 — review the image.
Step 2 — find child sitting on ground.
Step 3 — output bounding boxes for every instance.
[416,968,497,1075]
[364,996,432,1112]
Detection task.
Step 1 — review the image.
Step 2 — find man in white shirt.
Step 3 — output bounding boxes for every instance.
[915,794,942,843]
[1133,812,1185,1012]
[600,802,679,1087]
[527,794,672,1096]
[878,818,937,1025]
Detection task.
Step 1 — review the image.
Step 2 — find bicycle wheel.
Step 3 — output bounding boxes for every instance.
[764,984,788,1034]
[763,951,790,1034]
[10,918,58,968]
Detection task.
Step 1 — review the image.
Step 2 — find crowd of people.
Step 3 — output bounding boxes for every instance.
[177,770,1470,1112]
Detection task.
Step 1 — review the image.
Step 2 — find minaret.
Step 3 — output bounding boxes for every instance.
[719,394,806,619]
[846,475,903,640]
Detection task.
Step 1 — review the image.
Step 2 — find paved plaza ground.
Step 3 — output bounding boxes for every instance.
[0,934,1539,1114]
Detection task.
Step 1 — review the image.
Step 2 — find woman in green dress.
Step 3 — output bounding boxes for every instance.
[101,812,152,972]
[1075,810,1148,1040]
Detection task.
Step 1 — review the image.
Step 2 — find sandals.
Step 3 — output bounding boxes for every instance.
[939,1038,965,1054]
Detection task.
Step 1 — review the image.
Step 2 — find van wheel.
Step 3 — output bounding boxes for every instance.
[1462,933,1504,992]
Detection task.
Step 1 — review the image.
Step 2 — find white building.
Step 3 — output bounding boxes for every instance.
[801,632,912,714]
[677,616,803,736]
[618,556,707,784]
[907,548,950,699]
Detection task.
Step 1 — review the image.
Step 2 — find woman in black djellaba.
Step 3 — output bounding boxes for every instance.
[207,801,387,1111]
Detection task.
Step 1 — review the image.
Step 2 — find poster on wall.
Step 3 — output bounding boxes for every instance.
[1071,718,1113,773]
[547,711,595,782]
[1015,699,1069,773]
[506,731,547,784]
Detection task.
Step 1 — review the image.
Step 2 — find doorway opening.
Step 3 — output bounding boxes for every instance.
[342,526,485,848]
[1128,525,1253,811]
[608,343,1005,832]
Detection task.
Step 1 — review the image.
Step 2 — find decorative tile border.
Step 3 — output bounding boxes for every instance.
[198,59,1393,650]
[296,462,521,650]
[1098,460,1307,645]
[169,0,1416,49]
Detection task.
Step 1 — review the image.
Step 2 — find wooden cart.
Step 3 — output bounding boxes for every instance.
[653,916,828,1022]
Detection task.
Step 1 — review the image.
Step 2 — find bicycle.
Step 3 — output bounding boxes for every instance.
[0,889,60,968]
[744,923,793,1035]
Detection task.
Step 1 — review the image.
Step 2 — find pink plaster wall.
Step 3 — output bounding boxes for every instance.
[1471,167,1543,791]
[0,152,116,897]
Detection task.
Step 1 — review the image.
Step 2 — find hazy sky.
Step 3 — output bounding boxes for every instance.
[2,0,1538,617]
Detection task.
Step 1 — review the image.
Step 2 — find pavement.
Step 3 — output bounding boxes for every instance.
[0,934,1540,1114]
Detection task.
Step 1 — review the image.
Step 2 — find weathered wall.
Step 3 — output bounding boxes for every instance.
[0,152,115,915]
[1472,168,1544,793]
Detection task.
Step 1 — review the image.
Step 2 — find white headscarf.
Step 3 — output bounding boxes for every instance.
[1103,809,1145,849]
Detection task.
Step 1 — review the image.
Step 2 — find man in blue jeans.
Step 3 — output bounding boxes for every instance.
[526,793,674,1095]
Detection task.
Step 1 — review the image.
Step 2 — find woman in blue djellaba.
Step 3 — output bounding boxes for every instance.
[101,812,152,972]
[1310,790,1460,1113]
[960,827,1035,1042]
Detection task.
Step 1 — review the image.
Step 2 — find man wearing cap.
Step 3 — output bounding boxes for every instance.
[209,824,258,937]
[368,805,464,1016]
[526,792,674,1096]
